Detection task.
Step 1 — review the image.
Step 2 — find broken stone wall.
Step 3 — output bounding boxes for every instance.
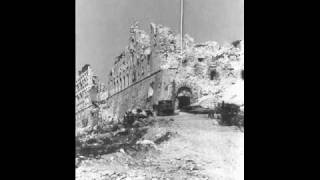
[102,22,244,118]
[76,65,100,128]
[150,23,182,70]
[76,106,94,128]
[172,37,244,108]
[149,24,244,107]
[107,22,163,98]
[104,70,174,120]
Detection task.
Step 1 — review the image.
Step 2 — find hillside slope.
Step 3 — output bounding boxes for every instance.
[76,112,244,180]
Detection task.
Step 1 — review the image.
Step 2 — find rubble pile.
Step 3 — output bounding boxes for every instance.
[76,109,176,168]
[77,156,209,180]
[76,114,146,156]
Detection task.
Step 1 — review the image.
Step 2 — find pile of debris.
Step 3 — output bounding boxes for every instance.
[76,109,176,168]
[76,110,152,153]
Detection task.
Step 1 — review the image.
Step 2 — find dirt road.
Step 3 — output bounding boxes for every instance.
[76,112,244,180]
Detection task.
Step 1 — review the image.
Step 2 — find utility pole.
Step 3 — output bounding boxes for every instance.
[180,0,184,50]
[170,0,184,113]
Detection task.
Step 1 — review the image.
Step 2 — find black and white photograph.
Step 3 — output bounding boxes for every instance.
[76,0,244,179]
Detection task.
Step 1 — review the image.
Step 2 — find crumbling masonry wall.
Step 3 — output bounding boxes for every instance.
[104,22,178,119]
[105,69,176,120]
[101,22,244,120]
[76,65,99,128]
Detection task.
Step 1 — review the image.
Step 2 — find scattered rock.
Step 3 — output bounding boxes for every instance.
[120,148,126,154]
[154,132,174,144]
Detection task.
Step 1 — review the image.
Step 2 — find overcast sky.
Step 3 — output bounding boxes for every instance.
[76,0,244,83]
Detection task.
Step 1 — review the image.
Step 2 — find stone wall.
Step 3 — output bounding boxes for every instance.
[75,105,93,128]
[99,23,244,121]
[105,69,176,121]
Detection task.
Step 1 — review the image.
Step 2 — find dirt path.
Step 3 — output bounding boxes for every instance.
[76,112,244,180]
[162,112,244,180]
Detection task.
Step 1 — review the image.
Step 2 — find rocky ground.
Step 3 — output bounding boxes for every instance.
[76,112,244,180]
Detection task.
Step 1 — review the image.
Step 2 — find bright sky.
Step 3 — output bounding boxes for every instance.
[76,0,244,83]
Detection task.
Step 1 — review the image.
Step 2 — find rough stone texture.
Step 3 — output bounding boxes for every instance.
[103,22,179,120]
[107,22,160,98]
[76,65,101,128]
[106,69,176,121]
[99,22,244,120]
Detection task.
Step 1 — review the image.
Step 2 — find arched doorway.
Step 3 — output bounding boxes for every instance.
[176,86,192,109]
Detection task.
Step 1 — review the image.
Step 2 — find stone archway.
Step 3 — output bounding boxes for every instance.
[176,86,192,109]
[175,81,200,109]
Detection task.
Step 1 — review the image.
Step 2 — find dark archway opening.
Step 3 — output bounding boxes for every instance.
[177,96,190,109]
[176,87,192,109]
[210,70,218,80]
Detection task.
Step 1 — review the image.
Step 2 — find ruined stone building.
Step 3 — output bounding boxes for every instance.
[97,82,108,101]
[104,23,178,120]
[96,83,110,121]
[103,22,244,120]
[75,64,99,127]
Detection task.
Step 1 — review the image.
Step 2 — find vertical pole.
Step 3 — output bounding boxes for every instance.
[180,0,184,50]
